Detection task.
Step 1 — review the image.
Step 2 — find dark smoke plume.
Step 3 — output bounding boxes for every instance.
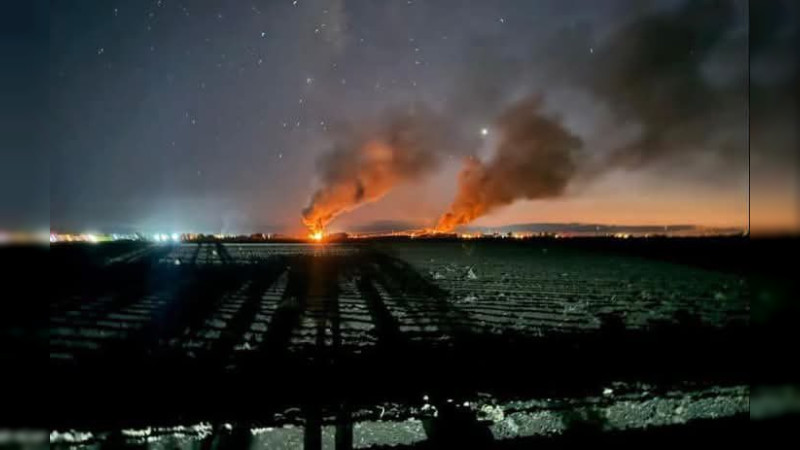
[436,96,582,232]
[586,0,746,168]
[305,0,756,232]
[434,0,750,229]
[302,106,461,234]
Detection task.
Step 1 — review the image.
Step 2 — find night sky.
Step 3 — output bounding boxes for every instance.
[40,1,797,234]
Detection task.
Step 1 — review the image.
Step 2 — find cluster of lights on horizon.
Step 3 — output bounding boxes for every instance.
[39,224,748,247]
[48,232,183,244]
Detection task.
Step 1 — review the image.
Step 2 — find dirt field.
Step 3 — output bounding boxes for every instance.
[41,239,754,447]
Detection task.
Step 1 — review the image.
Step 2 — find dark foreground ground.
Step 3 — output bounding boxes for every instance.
[3,237,798,447]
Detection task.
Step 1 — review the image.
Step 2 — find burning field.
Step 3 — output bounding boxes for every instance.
[44,238,751,448]
[300,97,584,239]
[37,1,800,447]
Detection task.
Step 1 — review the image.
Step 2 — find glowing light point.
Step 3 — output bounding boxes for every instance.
[481,127,488,136]
[310,231,324,242]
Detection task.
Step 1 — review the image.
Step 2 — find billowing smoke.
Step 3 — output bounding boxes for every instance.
[302,107,459,234]
[585,0,746,169]
[435,97,582,232]
[303,0,757,233]
[435,0,750,230]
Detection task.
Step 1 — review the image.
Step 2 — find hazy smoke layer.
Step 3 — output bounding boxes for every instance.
[586,0,746,168]
[304,0,759,233]
[302,107,454,234]
[436,97,582,232]
[434,0,750,230]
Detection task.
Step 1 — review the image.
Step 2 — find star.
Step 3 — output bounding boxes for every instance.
[481,128,489,136]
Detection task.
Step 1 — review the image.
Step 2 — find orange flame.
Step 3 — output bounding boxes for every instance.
[302,109,444,239]
[302,140,404,236]
[435,97,581,232]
